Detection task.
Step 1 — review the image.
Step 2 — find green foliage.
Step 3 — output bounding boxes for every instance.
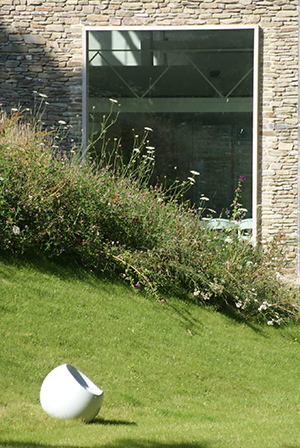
[0,105,299,324]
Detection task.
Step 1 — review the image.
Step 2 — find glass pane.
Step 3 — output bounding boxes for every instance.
[87,29,254,218]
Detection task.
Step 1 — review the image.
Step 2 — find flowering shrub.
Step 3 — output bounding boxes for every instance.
[0,106,299,324]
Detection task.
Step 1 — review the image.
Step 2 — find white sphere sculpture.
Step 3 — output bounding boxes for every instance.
[40,364,104,422]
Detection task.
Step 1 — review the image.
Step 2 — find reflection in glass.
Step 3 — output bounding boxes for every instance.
[87,29,254,217]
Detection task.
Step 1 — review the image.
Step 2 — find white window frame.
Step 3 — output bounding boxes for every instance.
[82,25,259,241]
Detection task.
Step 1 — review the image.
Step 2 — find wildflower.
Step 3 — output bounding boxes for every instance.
[144,127,153,132]
[190,170,200,176]
[187,177,196,184]
[146,146,155,151]
[240,176,246,182]
[236,301,242,308]
[0,176,4,181]
[201,292,211,301]
[258,301,272,312]
[193,289,200,297]
[267,320,274,326]
[12,225,20,235]
[58,120,67,125]
[133,148,140,153]
[109,98,118,104]
[135,283,141,288]
[38,93,48,98]
[200,197,209,201]
[113,196,118,201]
[258,304,267,311]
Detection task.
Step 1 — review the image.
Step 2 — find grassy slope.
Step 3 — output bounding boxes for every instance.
[0,254,300,448]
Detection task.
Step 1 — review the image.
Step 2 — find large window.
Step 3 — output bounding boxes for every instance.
[83,26,258,223]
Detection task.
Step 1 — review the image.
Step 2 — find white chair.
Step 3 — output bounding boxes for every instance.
[204,218,236,230]
[236,218,253,241]
[40,364,104,422]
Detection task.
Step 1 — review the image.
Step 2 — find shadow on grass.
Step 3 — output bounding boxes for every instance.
[0,250,142,297]
[0,249,99,284]
[282,446,300,448]
[216,304,266,334]
[0,441,214,448]
[0,249,279,334]
[167,295,264,336]
[90,417,137,426]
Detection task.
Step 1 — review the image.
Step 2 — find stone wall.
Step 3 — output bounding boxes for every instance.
[0,0,298,271]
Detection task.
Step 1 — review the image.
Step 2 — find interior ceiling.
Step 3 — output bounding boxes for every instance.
[89,61,253,99]
[88,29,254,106]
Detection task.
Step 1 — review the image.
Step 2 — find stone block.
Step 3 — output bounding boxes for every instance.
[82,5,95,14]
[24,34,45,45]
[0,34,8,43]
[46,24,65,32]
[28,65,43,72]
[5,60,20,68]
[121,2,143,9]
[115,10,134,17]
[278,142,293,151]
[276,10,297,17]
[86,14,110,21]
[8,34,23,41]
[200,2,219,8]
[36,6,51,11]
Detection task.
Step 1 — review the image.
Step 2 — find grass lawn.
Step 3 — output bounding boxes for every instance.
[0,253,300,448]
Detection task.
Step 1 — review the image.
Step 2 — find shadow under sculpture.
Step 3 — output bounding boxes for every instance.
[40,364,104,422]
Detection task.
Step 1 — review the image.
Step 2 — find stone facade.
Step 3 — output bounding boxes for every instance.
[0,0,298,271]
